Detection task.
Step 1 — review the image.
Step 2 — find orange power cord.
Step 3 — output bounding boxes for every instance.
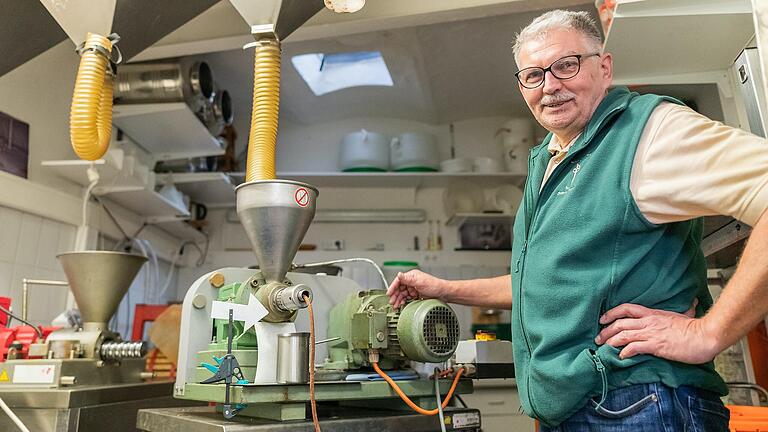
[303,294,321,432]
[372,362,464,416]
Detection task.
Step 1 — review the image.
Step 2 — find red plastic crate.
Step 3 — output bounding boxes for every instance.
[728,405,768,431]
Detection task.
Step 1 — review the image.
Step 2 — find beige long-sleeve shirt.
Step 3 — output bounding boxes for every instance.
[541,102,768,226]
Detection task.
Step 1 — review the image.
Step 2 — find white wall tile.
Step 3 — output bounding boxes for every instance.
[15,213,42,266]
[57,223,76,254]
[36,219,61,270]
[0,261,13,299]
[10,263,37,319]
[32,268,68,325]
[0,207,23,263]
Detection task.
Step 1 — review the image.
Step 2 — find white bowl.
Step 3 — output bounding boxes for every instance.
[440,158,472,173]
[473,156,504,173]
[443,181,484,214]
[491,184,524,214]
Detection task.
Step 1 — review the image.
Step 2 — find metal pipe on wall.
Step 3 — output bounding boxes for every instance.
[21,279,69,322]
[113,61,214,106]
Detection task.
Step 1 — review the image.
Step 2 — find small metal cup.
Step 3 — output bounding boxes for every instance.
[276,332,310,384]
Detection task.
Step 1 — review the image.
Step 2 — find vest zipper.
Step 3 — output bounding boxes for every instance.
[590,349,608,410]
[514,241,527,273]
[518,151,546,422]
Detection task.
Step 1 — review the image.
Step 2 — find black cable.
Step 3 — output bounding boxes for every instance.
[0,306,43,339]
[131,222,148,239]
[455,394,468,408]
[92,195,131,240]
[198,231,210,266]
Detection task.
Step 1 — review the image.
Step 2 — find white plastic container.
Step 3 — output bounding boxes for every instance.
[496,118,534,175]
[338,129,390,172]
[390,132,440,171]
[382,261,419,284]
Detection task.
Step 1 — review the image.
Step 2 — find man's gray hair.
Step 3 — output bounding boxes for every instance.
[512,10,603,66]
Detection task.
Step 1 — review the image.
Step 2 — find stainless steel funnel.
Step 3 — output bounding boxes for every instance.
[39,0,117,47]
[236,180,318,283]
[228,0,324,40]
[57,251,147,329]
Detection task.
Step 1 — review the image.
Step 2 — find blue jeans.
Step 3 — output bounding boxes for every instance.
[539,383,730,431]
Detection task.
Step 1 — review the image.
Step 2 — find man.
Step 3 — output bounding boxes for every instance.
[387,9,768,431]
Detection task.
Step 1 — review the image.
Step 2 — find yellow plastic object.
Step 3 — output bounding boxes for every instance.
[475,330,497,341]
[70,32,114,161]
[245,39,280,182]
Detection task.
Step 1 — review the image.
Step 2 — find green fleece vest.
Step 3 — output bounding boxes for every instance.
[510,87,727,427]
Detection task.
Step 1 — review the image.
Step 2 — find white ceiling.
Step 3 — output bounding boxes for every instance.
[193,2,597,129]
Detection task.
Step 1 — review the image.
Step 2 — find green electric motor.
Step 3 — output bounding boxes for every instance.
[324,290,460,370]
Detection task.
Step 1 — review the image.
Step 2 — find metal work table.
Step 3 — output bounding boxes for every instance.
[137,405,482,432]
[0,381,200,432]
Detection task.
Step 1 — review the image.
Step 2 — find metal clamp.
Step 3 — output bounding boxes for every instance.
[75,32,123,65]
[200,309,248,419]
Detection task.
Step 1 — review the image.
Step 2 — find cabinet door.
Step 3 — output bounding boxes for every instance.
[481,414,535,432]
[461,387,535,431]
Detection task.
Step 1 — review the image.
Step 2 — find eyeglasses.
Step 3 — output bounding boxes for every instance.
[515,53,601,89]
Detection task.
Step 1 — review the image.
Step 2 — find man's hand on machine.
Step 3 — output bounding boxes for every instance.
[387,270,446,309]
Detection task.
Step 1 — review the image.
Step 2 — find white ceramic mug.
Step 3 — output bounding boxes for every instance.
[502,142,528,175]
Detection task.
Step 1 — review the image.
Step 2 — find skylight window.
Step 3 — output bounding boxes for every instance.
[291,51,393,96]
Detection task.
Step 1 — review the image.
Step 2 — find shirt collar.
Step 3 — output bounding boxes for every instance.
[547,133,581,155]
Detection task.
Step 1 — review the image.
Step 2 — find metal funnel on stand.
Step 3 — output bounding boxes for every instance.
[236,180,318,283]
[58,251,147,331]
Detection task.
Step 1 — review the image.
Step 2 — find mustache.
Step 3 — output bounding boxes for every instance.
[540,92,576,106]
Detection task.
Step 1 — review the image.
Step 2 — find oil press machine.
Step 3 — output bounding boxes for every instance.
[157,179,479,431]
[0,251,194,432]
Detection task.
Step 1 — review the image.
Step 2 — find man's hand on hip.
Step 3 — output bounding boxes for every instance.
[594,301,721,364]
[386,270,446,309]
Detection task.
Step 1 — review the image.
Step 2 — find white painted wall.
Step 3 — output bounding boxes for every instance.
[0,205,75,324]
[0,41,82,194]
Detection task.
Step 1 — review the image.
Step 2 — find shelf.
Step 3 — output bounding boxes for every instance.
[605,0,753,85]
[446,213,515,227]
[112,102,224,161]
[152,219,207,242]
[155,172,235,209]
[227,171,526,188]
[97,186,190,219]
[41,149,150,190]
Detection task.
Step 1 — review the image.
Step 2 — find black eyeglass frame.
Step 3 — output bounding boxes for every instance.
[515,53,601,89]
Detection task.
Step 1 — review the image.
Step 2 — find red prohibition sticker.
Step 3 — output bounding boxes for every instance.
[294,187,310,207]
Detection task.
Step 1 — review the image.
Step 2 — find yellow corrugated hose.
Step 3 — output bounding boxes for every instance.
[70,32,113,161]
[245,39,280,182]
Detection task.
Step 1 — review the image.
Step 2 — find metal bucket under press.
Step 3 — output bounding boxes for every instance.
[276,332,310,384]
